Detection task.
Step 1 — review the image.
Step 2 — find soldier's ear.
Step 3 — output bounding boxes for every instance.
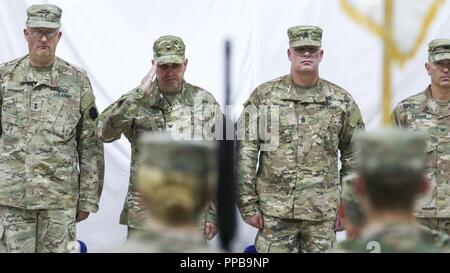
[24,29,29,42]
[287,48,293,62]
[425,63,431,75]
[319,49,324,61]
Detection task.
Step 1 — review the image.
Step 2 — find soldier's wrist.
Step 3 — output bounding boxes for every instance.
[240,204,260,219]
[77,200,99,213]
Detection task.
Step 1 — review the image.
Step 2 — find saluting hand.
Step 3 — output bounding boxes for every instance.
[140,62,157,97]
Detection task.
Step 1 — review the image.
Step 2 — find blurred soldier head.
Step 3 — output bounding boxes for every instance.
[152,35,188,95]
[338,173,366,239]
[136,132,216,227]
[287,25,324,75]
[426,39,450,89]
[23,4,63,67]
[354,128,429,213]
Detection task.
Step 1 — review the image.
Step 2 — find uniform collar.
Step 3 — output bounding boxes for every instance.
[278,75,326,103]
[146,80,194,109]
[422,85,450,118]
[16,55,60,88]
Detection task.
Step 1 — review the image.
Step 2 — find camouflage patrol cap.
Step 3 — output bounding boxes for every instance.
[153,35,186,65]
[287,25,322,48]
[136,132,216,225]
[355,128,426,176]
[428,39,450,62]
[26,4,62,29]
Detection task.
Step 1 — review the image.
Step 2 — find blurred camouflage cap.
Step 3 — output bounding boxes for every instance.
[26,4,62,29]
[136,133,216,224]
[356,128,426,176]
[287,25,322,48]
[428,39,450,62]
[153,35,186,65]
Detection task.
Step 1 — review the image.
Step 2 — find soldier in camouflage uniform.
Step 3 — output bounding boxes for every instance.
[332,128,450,253]
[95,35,221,240]
[110,133,215,253]
[236,25,365,253]
[0,5,104,253]
[392,39,450,235]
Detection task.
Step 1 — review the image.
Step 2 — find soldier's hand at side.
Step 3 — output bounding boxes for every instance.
[334,211,344,232]
[76,211,90,223]
[140,62,157,97]
[245,213,264,229]
[204,222,218,240]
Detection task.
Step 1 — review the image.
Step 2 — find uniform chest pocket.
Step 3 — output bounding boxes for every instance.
[2,96,26,133]
[425,139,437,169]
[278,103,296,127]
[273,102,296,143]
[46,100,81,141]
[134,111,163,136]
[311,112,337,152]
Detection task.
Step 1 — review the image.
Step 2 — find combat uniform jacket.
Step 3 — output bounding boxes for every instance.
[332,222,450,253]
[109,225,213,253]
[95,81,221,228]
[237,75,364,221]
[392,86,450,218]
[0,55,104,212]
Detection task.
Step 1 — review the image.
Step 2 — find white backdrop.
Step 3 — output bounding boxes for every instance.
[1,0,450,252]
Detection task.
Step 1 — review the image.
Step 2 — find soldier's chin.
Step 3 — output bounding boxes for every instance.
[160,85,181,95]
[36,50,51,57]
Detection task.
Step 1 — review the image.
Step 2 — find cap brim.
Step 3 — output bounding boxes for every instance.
[155,55,184,65]
[432,52,450,62]
[26,20,60,29]
[290,40,321,48]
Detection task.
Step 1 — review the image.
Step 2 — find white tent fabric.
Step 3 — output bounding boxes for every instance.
[1,0,450,252]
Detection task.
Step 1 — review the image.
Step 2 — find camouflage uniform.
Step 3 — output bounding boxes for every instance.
[109,133,215,253]
[334,174,450,253]
[333,129,450,253]
[110,228,212,253]
[95,36,221,231]
[237,25,365,253]
[333,222,450,253]
[392,39,450,235]
[0,5,104,253]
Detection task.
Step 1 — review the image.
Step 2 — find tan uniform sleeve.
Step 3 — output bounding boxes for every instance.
[338,100,365,180]
[391,105,406,127]
[236,91,261,219]
[77,74,105,212]
[95,87,144,143]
